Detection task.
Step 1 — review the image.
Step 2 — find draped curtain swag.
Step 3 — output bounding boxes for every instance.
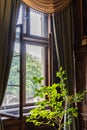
[22,0,71,13]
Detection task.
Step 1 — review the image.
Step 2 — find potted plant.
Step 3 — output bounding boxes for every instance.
[26,67,86,130]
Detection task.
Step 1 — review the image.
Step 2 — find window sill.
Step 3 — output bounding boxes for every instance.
[0,105,38,119]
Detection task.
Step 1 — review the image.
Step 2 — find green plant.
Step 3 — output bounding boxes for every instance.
[26,67,86,130]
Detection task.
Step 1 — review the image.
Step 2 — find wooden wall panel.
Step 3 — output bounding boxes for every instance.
[2,117,54,130]
[73,0,83,47]
[75,45,87,130]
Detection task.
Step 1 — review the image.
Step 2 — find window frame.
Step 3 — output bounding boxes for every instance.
[0,4,52,119]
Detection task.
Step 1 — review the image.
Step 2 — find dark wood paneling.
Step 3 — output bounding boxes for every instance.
[75,45,87,92]
[3,117,54,130]
[75,45,87,130]
[3,119,21,130]
[73,0,83,47]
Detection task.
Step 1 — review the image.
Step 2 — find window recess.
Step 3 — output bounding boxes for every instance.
[0,5,51,119]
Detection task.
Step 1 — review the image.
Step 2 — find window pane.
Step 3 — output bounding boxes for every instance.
[2,43,20,106]
[26,44,45,103]
[30,9,48,37]
[16,27,21,42]
[8,43,20,85]
[3,86,19,106]
[17,5,23,25]
[13,43,20,56]
[8,56,20,85]
[2,27,20,107]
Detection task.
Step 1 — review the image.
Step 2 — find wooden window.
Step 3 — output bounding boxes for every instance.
[1,4,51,118]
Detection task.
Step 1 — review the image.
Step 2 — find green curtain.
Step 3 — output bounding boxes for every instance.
[52,3,74,94]
[52,3,76,130]
[0,0,21,129]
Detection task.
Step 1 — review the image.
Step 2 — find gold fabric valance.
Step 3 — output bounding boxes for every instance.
[22,0,71,13]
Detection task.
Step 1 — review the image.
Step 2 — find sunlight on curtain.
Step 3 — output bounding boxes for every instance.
[22,0,71,13]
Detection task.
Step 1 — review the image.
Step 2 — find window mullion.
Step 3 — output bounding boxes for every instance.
[20,24,25,119]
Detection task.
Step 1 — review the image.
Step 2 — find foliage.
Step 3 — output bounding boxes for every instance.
[7,51,42,97]
[26,53,42,97]
[4,50,42,105]
[26,67,86,130]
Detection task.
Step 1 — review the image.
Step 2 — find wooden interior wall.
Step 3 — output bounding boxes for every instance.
[3,117,54,130]
[73,0,87,129]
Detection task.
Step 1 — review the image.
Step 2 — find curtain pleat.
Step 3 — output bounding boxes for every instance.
[0,1,21,129]
[22,0,71,13]
[52,3,76,130]
[0,0,21,106]
[52,4,74,94]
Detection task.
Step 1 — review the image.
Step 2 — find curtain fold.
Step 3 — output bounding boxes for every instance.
[0,1,21,129]
[52,3,74,95]
[0,0,21,107]
[22,0,71,13]
[52,3,76,130]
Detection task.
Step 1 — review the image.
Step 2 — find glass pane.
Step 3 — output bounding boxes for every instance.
[17,5,23,25]
[8,42,20,85]
[16,27,21,41]
[2,27,20,107]
[13,43,20,56]
[8,56,20,85]
[26,44,45,103]
[30,9,48,37]
[3,86,19,106]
